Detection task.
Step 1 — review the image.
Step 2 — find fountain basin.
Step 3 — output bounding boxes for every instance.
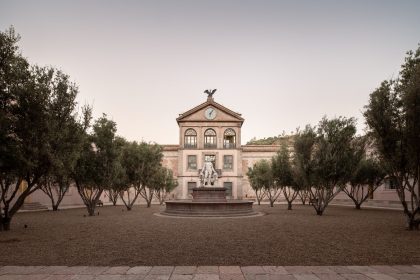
[160,187,260,217]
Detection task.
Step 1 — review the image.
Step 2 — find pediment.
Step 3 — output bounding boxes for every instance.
[176,98,244,125]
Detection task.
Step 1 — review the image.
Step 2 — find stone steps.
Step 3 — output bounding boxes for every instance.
[20,202,48,211]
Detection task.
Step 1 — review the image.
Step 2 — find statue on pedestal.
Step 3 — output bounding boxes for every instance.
[199,159,218,187]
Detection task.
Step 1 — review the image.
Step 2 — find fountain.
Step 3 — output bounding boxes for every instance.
[160,159,260,217]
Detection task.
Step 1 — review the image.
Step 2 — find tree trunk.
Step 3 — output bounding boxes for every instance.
[270,200,274,207]
[2,217,11,231]
[0,209,3,231]
[316,209,323,216]
[355,203,361,210]
[126,206,132,211]
[406,216,420,230]
[288,202,292,210]
[52,205,58,211]
[87,205,95,216]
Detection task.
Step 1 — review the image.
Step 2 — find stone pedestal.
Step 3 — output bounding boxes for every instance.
[192,187,227,202]
[161,187,259,217]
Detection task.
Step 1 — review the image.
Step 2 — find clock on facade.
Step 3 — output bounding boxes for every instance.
[204,107,217,120]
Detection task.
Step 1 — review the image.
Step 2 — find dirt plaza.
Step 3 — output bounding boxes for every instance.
[1,205,419,266]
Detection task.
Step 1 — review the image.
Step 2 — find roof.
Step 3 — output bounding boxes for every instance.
[176,97,244,125]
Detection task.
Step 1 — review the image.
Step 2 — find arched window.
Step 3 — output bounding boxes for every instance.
[223,128,236,149]
[184,128,197,148]
[204,128,217,148]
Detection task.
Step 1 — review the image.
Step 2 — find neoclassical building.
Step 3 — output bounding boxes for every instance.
[161,94,279,200]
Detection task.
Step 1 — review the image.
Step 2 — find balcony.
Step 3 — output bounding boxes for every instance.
[204,143,217,149]
[223,143,236,149]
[184,144,197,149]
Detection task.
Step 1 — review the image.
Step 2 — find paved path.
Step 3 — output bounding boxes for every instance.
[1,266,420,280]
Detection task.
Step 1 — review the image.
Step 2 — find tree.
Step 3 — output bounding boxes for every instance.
[293,126,317,207]
[118,141,142,210]
[153,167,178,205]
[246,166,266,205]
[0,27,55,230]
[138,143,163,207]
[344,157,385,210]
[310,117,357,216]
[364,45,420,229]
[105,136,127,207]
[38,68,82,211]
[340,136,385,209]
[119,141,162,210]
[74,114,121,216]
[247,160,275,206]
[272,144,297,210]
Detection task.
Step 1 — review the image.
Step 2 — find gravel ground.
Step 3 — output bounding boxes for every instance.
[0,204,418,266]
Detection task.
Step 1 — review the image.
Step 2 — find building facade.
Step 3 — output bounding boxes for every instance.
[161,95,280,200]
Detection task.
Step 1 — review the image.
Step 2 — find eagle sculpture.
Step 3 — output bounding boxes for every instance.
[204,89,217,97]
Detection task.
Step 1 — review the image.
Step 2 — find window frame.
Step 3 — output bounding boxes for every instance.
[223,128,236,149]
[223,155,233,170]
[184,128,197,149]
[187,155,197,170]
[204,128,217,149]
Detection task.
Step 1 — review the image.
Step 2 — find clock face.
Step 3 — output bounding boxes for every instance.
[205,107,217,120]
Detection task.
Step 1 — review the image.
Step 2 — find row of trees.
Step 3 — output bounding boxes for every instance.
[248,44,420,230]
[247,118,385,215]
[0,27,176,231]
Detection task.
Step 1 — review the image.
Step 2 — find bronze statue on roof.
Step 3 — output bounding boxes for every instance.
[204,89,217,98]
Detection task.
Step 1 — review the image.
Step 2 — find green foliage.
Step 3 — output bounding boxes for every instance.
[312,116,357,189]
[247,160,272,205]
[341,135,386,209]
[74,114,122,215]
[364,45,420,229]
[272,144,293,188]
[293,125,317,205]
[272,144,299,209]
[247,160,272,190]
[38,67,83,210]
[152,167,178,205]
[119,141,163,209]
[246,135,294,146]
[292,118,357,215]
[349,158,385,189]
[0,27,83,228]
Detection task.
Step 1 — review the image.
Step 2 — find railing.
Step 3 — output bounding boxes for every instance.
[223,143,236,149]
[184,144,197,149]
[204,143,217,149]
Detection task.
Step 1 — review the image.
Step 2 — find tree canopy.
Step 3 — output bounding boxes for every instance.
[364,45,420,230]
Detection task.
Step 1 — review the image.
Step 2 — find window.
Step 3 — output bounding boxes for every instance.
[204,128,217,148]
[187,155,197,170]
[223,128,236,149]
[224,182,233,197]
[184,129,197,148]
[384,177,398,190]
[188,182,197,195]
[223,155,233,170]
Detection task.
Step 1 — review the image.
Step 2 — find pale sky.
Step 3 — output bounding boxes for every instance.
[1,0,420,144]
